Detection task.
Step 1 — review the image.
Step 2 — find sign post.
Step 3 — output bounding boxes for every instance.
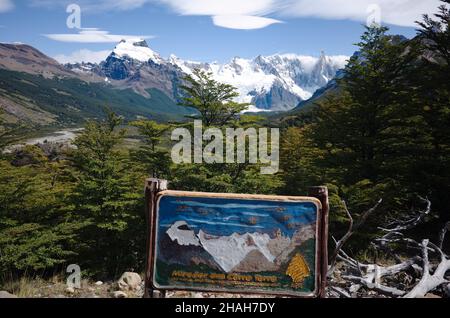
[144,179,329,298]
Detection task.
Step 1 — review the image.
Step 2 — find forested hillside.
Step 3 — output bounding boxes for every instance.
[0,69,193,129]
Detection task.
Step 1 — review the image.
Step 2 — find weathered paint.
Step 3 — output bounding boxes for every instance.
[146,188,326,298]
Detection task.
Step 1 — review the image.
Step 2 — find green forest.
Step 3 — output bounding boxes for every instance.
[0,1,449,286]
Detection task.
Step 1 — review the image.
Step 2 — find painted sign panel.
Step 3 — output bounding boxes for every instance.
[152,191,322,297]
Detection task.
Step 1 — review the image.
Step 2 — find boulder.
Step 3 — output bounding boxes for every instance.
[65,287,75,294]
[117,272,142,292]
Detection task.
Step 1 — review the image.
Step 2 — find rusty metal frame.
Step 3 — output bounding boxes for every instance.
[144,178,329,298]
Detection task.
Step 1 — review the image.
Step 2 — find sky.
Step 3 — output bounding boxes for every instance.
[0,0,442,64]
[157,195,318,237]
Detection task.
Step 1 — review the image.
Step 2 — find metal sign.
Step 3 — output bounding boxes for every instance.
[144,180,329,298]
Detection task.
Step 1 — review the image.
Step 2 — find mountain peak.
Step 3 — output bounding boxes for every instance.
[119,38,149,48]
[112,38,163,64]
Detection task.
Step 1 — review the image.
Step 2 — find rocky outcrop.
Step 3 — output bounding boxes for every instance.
[250,80,303,111]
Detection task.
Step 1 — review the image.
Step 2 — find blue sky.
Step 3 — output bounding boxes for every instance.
[157,195,318,237]
[0,1,441,63]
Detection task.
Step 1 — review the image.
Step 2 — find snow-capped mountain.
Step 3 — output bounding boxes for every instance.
[112,39,164,64]
[169,52,348,111]
[67,38,349,112]
[162,220,316,274]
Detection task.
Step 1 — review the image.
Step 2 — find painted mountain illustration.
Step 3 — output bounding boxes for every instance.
[160,220,316,274]
[159,221,221,271]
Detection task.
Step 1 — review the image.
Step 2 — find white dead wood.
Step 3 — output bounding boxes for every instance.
[342,274,406,296]
[339,257,421,297]
[375,198,431,251]
[326,197,450,298]
[329,286,351,298]
[404,239,450,298]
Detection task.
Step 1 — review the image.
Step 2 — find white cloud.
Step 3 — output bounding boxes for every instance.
[158,0,279,16]
[44,29,153,43]
[31,0,284,29]
[53,49,110,64]
[280,0,442,28]
[0,0,13,12]
[157,0,284,29]
[155,0,442,29]
[30,0,445,29]
[212,15,282,30]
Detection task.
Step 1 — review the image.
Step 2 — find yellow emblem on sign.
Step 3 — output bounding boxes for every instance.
[286,253,310,288]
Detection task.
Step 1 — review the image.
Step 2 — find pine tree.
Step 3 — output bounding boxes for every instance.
[70,109,144,276]
[130,119,171,178]
[414,0,450,223]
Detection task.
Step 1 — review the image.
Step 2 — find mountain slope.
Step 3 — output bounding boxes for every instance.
[0,43,76,78]
[0,69,193,127]
[0,42,194,128]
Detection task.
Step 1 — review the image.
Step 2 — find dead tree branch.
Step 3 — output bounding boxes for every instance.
[327,197,450,298]
[404,240,450,298]
[328,199,383,276]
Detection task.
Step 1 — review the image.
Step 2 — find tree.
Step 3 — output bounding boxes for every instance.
[417,0,450,65]
[0,109,21,153]
[414,0,450,223]
[171,70,282,195]
[180,69,250,127]
[279,25,430,249]
[71,109,145,276]
[0,147,83,276]
[130,120,171,178]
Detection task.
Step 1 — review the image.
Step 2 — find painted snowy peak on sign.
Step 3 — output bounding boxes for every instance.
[164,220,316,273]
[156,195,318,277]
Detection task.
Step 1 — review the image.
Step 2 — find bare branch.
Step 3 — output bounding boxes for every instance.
[342,275,406,297]
[328,199,383,276]
[404,239,450,298]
